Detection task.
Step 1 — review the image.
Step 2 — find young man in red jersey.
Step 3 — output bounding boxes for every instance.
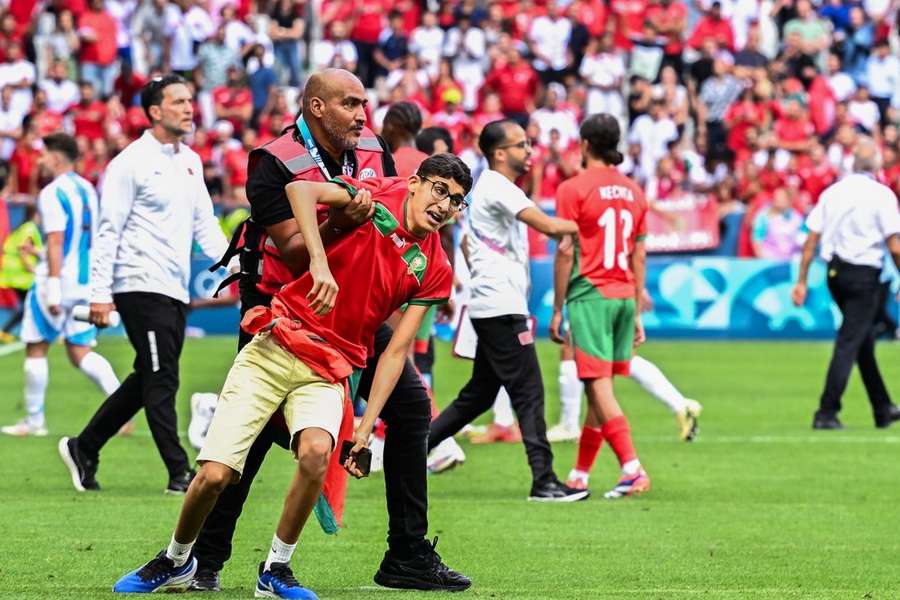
[550,113,651,499]
[113,154,473,598]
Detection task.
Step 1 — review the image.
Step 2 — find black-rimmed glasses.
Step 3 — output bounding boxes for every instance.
[421,177,469,211]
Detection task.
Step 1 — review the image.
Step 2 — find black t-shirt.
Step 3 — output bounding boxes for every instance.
[248,130,397,227]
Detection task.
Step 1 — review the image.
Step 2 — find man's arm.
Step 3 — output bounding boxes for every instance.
[44,232,64,316]
[631,238,647,347]
[517,206,578,237]
[550,235,574,343]
[791,230,820,306]
[887,233,900,271]
[344,304,430,478]
[192,165,230,262]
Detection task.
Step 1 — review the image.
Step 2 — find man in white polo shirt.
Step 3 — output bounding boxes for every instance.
[792,138,900,430]
[427,119,587,502]
[58,75,230,494]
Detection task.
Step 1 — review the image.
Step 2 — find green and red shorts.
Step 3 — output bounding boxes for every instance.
[568,296,635,379]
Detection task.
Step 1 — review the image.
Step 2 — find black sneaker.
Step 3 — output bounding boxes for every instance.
[165,469,196,495]
[187,564,221,592]
[875,405,900,429]
[528,478,590,502]
[812,414,844,430]
[374,537,471,592]
[58,436,100,492]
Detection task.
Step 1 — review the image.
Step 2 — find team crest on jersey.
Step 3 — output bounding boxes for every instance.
[407,255,425,276]
[359,168,377,180]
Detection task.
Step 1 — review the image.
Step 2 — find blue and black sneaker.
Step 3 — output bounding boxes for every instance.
[255,562,318,599]
[113,550,197,593]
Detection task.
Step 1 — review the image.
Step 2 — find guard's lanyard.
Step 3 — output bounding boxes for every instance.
[296,115,353,179]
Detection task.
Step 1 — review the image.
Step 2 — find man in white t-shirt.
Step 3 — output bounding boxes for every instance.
[427,119,588,502]
[528,0,572,83]
[532,83,579,148]
[311,20,358,72]
[628,98,679,182]
[793,138,900,430]
[39,61,81,114]
[410,11,445,79]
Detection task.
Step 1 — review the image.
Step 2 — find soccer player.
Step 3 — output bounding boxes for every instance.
[1,133,119,437]
[112,154,472,598]
[550,113,651,499]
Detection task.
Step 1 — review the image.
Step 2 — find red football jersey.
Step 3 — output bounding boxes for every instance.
[273,176,453,367]
[556,166,648,300]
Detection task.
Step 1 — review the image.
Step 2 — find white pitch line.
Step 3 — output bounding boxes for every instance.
[0,341,24,357]
[637,434,900,444]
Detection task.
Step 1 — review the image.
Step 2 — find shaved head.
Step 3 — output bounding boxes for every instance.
[302,69,365,113]
[299,69,369,155]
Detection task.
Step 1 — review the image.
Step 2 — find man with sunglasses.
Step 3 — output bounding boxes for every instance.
[427,119,589,502]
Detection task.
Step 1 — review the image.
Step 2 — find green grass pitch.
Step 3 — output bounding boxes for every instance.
[1,337,899,599]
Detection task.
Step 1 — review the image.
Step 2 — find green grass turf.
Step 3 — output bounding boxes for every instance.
[1,337,899,599]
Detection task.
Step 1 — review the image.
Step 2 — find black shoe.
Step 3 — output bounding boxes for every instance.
[374,537,471,592]
[187,564,220,592]
[875,405,900,429]
[812,414,844,430]
[165,469,196,495]
[58,436,100,491]
[528,478,590,502]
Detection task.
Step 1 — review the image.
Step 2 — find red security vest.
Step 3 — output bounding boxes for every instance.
[248,125,385,296]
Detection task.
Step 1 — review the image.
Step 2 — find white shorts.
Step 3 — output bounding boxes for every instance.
[20,286,97,346]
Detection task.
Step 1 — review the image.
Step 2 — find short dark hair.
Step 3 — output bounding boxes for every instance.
[416,153,473,195]
[478,119,517,166]
[580,114,624,165]
[415,126,454,155]
[43,133,79,163]
[382,102,423,152]
[140,74,188,120]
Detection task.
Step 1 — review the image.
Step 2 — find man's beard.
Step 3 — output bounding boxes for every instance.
[321,114,359,152]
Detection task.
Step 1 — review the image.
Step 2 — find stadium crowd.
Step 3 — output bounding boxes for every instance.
[0,0,898,260]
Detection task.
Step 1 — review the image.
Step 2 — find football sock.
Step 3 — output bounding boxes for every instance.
[493,388,515,428]
[265,534,297,570]
[574,426,603,473]
[602,415,639,472]
[166,535,194,567]
[629,355,686,414]
[558,360,584,429]
[78,351,120,396]
[24,357,48,428]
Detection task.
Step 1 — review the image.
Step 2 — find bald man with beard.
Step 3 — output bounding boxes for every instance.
[188,69,470,594]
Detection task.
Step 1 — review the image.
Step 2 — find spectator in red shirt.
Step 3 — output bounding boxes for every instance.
[114,61,148,109]
[571,0,608,38]
[688,2,734,52]
[68,81,107,141]
[647,0,688,74]
[725,88,769,157]
[796,144,836,203]
[472,92,506,135]
[481,47,541,128]
[212,65,253,137]
[223,128,255,205]
[431,89,471,153]
[351,0,389,87]
[611,0,648,50]
[774,97,815,153]
[78,0,118,97]
[4,116,40,199]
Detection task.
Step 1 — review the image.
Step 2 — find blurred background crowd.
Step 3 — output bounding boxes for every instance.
[0,0,898,261]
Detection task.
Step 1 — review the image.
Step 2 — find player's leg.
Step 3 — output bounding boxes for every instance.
[469,387,523,444]
[113,333,293,593]
[629,354,702,441]
[547,340,583,442]
[566,403,603,489]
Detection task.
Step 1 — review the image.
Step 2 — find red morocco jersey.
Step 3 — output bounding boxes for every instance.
[556,166,648,301]
[271,176,453,367]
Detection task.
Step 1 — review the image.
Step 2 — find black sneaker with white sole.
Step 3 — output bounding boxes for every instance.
[58,436,100,492]
[165,469,196,495]
[187,564,221,592]
[528,478,590,502]
[374,537,471,592]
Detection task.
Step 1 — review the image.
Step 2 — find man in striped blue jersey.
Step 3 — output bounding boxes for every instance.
[2,133,119,437]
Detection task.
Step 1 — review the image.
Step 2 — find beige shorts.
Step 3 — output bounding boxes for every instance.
[196,332,345,478]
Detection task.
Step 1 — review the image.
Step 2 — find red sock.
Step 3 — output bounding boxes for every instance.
[601,415,637,467]
[574,426,604,473]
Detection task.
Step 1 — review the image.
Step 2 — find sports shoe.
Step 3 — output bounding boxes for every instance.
[565,469,589,490]
[255,562,318,599]
[528,478,590,502]
[58,436,99,492]
[368,434,385,473]
[675,401,702,442]
[187,564,221,591]
[546,423,580,443]
[374,537,471,592]
[604,468,651,499]
[1,419,48,437]
[427,437,466,474]
[875,404,900,429]
[813,414,844,430]
[113,550,197,593]
[188,393,218,450]
[469,423,522,444]
[166,469,196,495]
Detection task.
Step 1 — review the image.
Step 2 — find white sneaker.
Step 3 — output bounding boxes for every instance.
[427,437,466,474]
[1,419,48,437]
[188,393,218,451]
[369,435,385,473]
[546,423,581,443]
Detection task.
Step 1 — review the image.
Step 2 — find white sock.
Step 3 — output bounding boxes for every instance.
[78,351,120,396]
[265,534,297,570]
[558,360,583,429]
[622,459,642,476]
[166,535,194,567]
[629,355,686,414]
[24,357,48,428]
[492,387,515,428]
